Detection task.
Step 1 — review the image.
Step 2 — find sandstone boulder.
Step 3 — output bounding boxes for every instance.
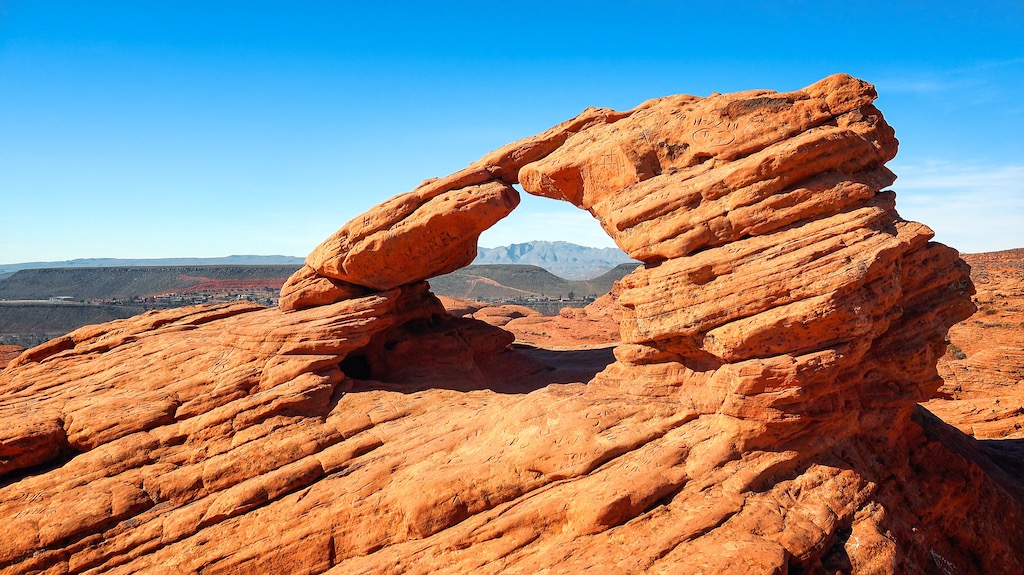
[469,304,541,327]
[280,178,518,310]
[501,293,623,349]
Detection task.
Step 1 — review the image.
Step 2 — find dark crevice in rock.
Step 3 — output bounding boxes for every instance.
[0,442,79,490]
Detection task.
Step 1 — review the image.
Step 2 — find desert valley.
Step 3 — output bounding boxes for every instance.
[1,74,1022,575]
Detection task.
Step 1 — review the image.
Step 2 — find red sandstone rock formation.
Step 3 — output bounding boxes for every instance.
[1,75,1021,575]
[435,295,487,318]
[926,249,1024,439]
[499,293,623,348]
[0,345,23,368]
[437,295,622,348]
[468,303,541,328]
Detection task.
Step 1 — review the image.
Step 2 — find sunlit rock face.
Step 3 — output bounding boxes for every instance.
[2,75,1020,575]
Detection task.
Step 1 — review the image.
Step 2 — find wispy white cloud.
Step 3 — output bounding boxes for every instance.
[891,161,1024,253]
[876,78,949,94]
[894,162,1024,192]
[949,57,1024,75]
[874,57,1023,103]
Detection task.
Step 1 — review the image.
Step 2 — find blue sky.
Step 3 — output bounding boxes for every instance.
[1,1,1021,264]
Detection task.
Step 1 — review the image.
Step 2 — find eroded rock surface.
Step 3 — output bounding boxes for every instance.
[2,75,1021,575]
[498,293,623,349]
[0,345,22,368]
[926,249,1024,439]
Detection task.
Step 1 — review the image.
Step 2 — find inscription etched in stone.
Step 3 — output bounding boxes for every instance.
[691,116,739,147]
[583,153,625,180]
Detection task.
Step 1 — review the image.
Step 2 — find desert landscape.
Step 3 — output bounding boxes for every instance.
[1,74,1021,574]
[0,255,639,347]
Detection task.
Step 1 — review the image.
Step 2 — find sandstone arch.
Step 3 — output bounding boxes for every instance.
[280,73,964,430]
[2,75,1021,574]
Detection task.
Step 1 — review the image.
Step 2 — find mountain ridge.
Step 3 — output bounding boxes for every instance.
[0,255,305,276]
[430,262,639,301]
[1,242,637,281]
[474,240,636,280]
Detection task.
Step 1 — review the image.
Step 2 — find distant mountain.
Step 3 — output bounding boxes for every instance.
[0,262,641,345]
[0,255,304,276]
[0,265,302,301]
[474,241,637,280]
[0,242,634,285]
[2,243,632,282]
[429,263,639,302]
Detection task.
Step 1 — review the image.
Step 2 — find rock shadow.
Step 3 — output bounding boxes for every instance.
[345,344,616,395]
[914,406,1024,497]
[0,442,80,491]
[977,437,1024,485]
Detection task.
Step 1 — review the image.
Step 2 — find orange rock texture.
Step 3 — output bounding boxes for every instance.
[499,293,623,349]
[0,345,23,368]
[926,249,1024,439]
[2,75,1021,575]
[442,293,623,348]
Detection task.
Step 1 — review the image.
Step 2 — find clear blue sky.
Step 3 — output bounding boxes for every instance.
[1,1,1022,264]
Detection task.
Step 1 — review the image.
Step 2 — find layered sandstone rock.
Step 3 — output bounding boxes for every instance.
[926,249,1024,439]
[0,345,22,367]
[1,75,1021,575]
[468,303,541,328]
[498,292,623,348]
[280,179,519,310]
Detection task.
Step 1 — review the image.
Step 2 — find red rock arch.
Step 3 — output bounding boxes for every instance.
[6,75,1017,575]
[281,73,971,431]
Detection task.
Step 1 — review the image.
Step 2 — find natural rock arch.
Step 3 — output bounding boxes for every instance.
[281,73,965,429]
[2,75,1021,574]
